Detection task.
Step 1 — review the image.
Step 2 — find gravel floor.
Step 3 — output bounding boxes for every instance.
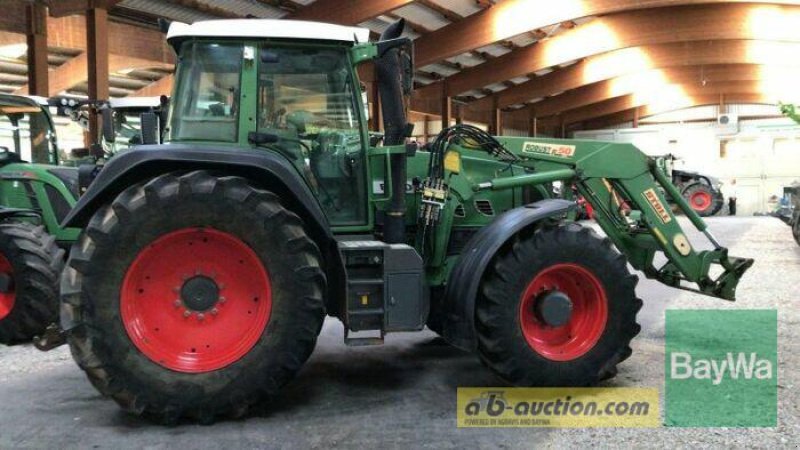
[0,217,796,448]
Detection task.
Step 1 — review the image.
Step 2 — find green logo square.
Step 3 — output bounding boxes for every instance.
[665,309,777,427]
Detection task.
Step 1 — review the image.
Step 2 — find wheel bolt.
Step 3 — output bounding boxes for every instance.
[174,299,181,308]
[210,308,218,316]
[197,313,205,321]
[183,310,191,318]
[219,296,226,303]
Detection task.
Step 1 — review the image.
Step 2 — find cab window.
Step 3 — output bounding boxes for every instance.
[257,46,367,226]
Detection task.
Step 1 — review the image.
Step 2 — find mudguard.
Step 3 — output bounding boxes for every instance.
[62,144,332,241]
[441,199,576,351]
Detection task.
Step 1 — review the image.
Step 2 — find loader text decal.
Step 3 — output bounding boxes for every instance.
[457,387,659,428]
[665,309,777,427]
[521,142,576,158]
[642,188,672,224]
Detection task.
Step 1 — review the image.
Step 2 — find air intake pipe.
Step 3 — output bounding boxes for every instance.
[375,19,413,244]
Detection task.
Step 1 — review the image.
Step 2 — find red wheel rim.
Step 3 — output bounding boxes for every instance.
[518,263,608,361]
[0,253,15,321]
[690,191,713,211]
[121,228,271,373]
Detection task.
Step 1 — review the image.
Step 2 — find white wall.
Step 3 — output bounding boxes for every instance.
[573,117,800,215]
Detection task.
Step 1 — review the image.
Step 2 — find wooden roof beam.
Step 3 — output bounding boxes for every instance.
[288,0,414,25]
[530,64,791,117]
[422,3,800,99]
[413,0,800,68]
[472,39,800,112]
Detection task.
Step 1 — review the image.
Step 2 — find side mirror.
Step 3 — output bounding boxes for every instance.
[101,108,115,144]
[140,112,160,145]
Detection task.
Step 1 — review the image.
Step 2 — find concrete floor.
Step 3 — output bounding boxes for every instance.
[0,217,797,448]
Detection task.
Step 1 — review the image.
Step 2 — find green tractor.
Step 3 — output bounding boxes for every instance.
[0,94,81,345]
[55,19,752,423]
[656,154,725,217]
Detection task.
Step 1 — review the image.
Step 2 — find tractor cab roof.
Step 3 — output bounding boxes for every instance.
[167,19,371,49]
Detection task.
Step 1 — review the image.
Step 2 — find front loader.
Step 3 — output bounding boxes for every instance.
[56,19,752,423]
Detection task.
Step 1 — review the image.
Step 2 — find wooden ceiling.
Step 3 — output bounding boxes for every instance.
[2,0,800,133]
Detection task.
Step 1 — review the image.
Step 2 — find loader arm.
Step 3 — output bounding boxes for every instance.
[472,138,753,301]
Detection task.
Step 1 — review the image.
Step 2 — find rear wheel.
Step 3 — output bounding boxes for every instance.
[62,171,326,423]
[0,223,63,345]
[476,223,641,386]
[682,183,723,217]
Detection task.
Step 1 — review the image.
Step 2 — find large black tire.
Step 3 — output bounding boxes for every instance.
[61,171,326,424]
[682,182,723,217]
[0,223,64,345]
[476,223,641,386]
[793,218,800,247]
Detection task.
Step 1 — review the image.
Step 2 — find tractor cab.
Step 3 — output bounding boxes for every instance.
[163,20,375,226]
[0,94,59,166]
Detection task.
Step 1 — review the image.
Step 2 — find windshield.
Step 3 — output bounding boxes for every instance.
[257,45,367,225]
[0,98,57,164]
[166,42,243,143]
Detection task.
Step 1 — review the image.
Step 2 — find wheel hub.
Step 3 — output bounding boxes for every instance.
[181,275,219,312]
[120,228,272,373]
[518,263,609,361]
[533,290,572,327]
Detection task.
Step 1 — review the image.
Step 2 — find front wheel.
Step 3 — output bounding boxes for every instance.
[62,171,326,423]
[476,223,641,386]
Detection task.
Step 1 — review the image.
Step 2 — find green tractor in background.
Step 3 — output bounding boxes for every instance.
[0,94,81,345]
[55,19,752,423]
[656,154,725,217]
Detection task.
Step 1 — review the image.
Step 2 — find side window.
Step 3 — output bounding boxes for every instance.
[257,46,367,226]
[0,111,54,164]
[168,43,243,143]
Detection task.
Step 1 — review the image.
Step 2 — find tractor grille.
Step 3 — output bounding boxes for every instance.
[474,199,495,216]
[454,204,466,217]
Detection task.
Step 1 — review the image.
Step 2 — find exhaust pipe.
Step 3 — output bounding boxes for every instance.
[375,19,410,244]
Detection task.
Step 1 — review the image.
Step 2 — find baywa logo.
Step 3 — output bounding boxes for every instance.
[665,309,777,427]
[670,352,773,385]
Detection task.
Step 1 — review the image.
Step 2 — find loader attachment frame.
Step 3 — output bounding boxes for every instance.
[470,137,753,301]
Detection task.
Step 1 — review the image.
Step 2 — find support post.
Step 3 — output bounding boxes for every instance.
[632,107,640,128]
[527,105,536,137]
[26,3,49,96]
[490,95,501,135]
[86,5,110,143]
[423,114,430,143]
[26,2,50,163]
[441,81,452,130]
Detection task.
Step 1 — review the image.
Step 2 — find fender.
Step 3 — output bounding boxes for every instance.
[62,144,331,240]
[441,199,576,351]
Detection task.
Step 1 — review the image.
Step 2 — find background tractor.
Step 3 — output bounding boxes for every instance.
[774,182,800,246]
[0,94,80,345]
[656,154,725,217]
[57,19,752,423]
